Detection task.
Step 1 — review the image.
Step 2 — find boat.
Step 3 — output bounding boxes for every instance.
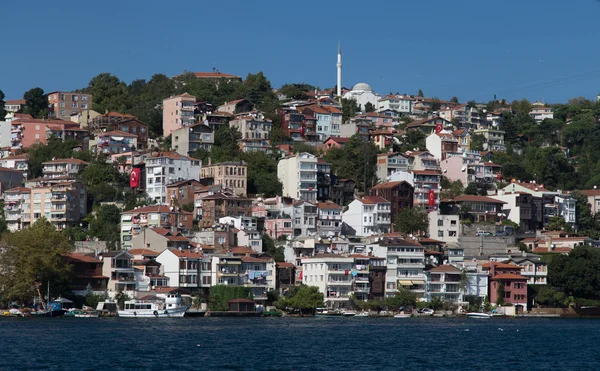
[466,312,492,319]
[355,311,369,318]
[315,308,343,317]
[118,293,188,318]
[417,308,434,316]
[67,307,99,318]
[394,312,411,318]
[341,310,356,317]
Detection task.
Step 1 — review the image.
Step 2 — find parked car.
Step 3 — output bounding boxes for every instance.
[476,230,493,237]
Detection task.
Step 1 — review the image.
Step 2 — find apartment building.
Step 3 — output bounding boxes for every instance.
[277,152,318,201]
[412,170,442,211]
[301,254,355,309]
[47,91,93,120]
[472,128,506,152]
[162,93,197,136]
[156,248,212,294]
[375,237,426,300]
[424,265,463,303]
[376,152,410,182]
[316,201,342,237]
[369,181,414,220]
[120,206,194,250]
[199,193,253,229]
[100,251,136,296]
[42,158,88,178]
[300,104,342,141]
[529,106,553,123]
[427,211,460,246]
[145,152,201,204]
[200,160,247,196]
[95,130,138,154]
[229,112,273,153]
[172,123,214,156]
[10,118,87,150]
[166,179,204,208]
[130,227,190,252]
[342,196,391,237]
[377,94,412,114]
[240,256,276,302]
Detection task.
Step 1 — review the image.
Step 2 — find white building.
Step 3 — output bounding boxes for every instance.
[457,261,489,301]
[301,254,354,309]
[342,196,391,237]
[428,211,460,245]
[343,83,379,112]
[277,152,317,201]
[317,201,343,237]
[424,265,464,303]
[156,248,212,291]
[281,200,317,237]
[378,94,412,114]
[240,256,276,302]
[529,106,553,123]
[145,153,201,204]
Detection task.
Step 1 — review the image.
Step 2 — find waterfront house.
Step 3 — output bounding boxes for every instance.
[64,252,108,296]
[100,250,136,297]
[483,262,527,311]
[424,265,463,303]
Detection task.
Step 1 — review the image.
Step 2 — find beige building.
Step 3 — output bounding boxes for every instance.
[42,158,88,178]
[71,109,101,128]
[200,160,247,196]
[229,112,272,153]
[130,227,190,252]
[277,152,318,201]
[162,93,196,136]
[172,123,214,156]
[48,91,93,120]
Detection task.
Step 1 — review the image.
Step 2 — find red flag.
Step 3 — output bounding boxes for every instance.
[497,172,501,181]
[130,168,140,188]
[435,123,443,134]
[428,189,435,207]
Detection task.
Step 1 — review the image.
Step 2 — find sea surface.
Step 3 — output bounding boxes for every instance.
[1,316,600,370]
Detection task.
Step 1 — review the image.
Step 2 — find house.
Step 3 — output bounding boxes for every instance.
[100,251,136,297]
[217,99,252,115]
[63,252,108,296]
[172,123,214,156]
[342,196,392,236]
[193,184,231,220]
[265,218,293,240]
[199,193,253,229]
[47,91,92,120]
[301,254,355,309]
[377,94,412,114]
[405,117,452,136]
[130,227,190,252]
[200,160,247,196]
[369,181,414,220]
[530,106,553,123]
[178,71,242,83]
[412,170,442,211]
[144,152,201,204]
[505,256,548,285]
[428,211,460,245]
[210,254,243,285]
[0,167,25,195]
[426,132,460,160]
[70,109,101,128]
[452,128,471,150]
[276,262,296,292]
[240,256,276,302]
[424,265,463,303]
[490,191,542,232]
[340,116,372,140]
[484,262,527,311]
[370,129,396,150]
[316,159,333,202]
[0,154,28,176]
[331,178,357,207]
[376,152,410,182]
[368,257,387,300]
[108,119,149,149]
[450,195,506,222]
[42,158,87,179]
[289,200,318,237]
[323,137,350,152]
[156,248,212,294]
[95,130,137,154]
[356,112,395,129]
[162,93,197,136]
[229,112,273,153]
[120,205,194,250]
[579,189,600,215]
[317,201,343,237]
[166,179,204,209]
[228,298,256,312]
[300,105,342,141]
[277,152,317,201]
[472,129,506,152]
[10,118,86,150]
[236,228,262,253]
[466,162,502,185]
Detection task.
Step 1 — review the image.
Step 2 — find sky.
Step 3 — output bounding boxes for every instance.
[3,0,600,104]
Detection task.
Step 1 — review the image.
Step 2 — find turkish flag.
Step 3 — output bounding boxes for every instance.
[428,189,435,207]
[497,172,501,181]
[435,123,443,134]
[130,168,140,188]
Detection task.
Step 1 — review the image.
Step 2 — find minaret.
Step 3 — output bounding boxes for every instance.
[336,42,342,97]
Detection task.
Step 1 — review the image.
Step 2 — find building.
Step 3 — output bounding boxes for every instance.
[277,152,318,201]
[145,152,201,204]
[378,94,412,114]
[505,256,548,285]
[178,71,242,83]
[317,201,343,237]
[199,160,247,196]
[405,117,452,136]
[579,189,600,215]
[162,93,196,136]
[301,254,355,309]
[424,265,463,303]
[0,154,28,177]
[428,211,460,245]
[156,248,211,293]
[94,130,138,155]
[0,167,25,195]
[64,252,108,296]
[370,181,414,219]
[489,191,542,232]
[166,179,204,208]
[199,193,253,229]
[484,262,527,311]
[229,112,273,153]
[120,206,194,250]
[450,195,506,222]
[70,109,101,128]
[100,251,136,296]
[412,170,442,211]
[331,178,356,207]
[42,158,88,178]
[530,106,554,123]
[472,129,506,152]
[343,83,379,112]
[340,116,372,140]
[300,105,342,141]
[342,196,391,236]
[376,152,410,182]
[130,227,190,252]
[47,91,92,120]
[426,132,460,161]
[10,118,87,150]
[316,159,332,202]
[217,99,252,115]
[376,237,426,300]
[289,200,317,237]
[172,123,214,156]
[240,256,276,302]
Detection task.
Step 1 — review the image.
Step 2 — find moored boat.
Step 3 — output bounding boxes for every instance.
[355,311,369,317]
[394,312,411,318]
[118,293,188,318]
[466,312,492,319]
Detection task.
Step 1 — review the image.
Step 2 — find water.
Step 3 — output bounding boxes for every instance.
[2,317,600,370]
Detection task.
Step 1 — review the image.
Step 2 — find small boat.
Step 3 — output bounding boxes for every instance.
[394,312,411,318]
[315,308,342,317]
[118,293,188,318]
[68,307,99,318]
[341,310,356,317]
[466,312,492,319]
[355,311,369,318]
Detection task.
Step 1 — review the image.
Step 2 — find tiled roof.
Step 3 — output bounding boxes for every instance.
[452,195,506,204]
[358,195,390,204]
[532,247,572,253]
[324,137,350,144]
[317,201,342,210]
[481,262,521,269]
[276,262,296,268]
[63,252,101,263]
[169,248,202,258]
[424,249,444,255]
[371,181,411,190]
[428,265,460,273]
[578,190,600,197]
[349,254,371,259]
[230,247,257,255]
[4,187,30,193]
[122,205,173,214]
[151,228,190,242]
[241,256,270,263]
[98,130,138,138]
[5,99,26,105]
[491,273,528,280]
[128,248,160,256]
[42,158,88,165]
[411,170,442,176]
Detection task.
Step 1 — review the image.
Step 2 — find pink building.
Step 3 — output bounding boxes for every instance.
[356,112,395,129]
[265,218,293,240]
[484,262,528,312]
[162,93,196,136]
[10,118,86,150]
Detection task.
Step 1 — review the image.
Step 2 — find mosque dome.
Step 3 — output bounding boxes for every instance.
[352,82,373,92]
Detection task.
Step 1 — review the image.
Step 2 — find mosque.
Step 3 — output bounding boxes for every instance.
[336,43,380,110]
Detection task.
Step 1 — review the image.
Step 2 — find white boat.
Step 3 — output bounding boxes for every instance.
[466,312,492,319]
[355,312,369,317]
[118,293,188,318]
[394,312,411,318]
[341,310,356,317]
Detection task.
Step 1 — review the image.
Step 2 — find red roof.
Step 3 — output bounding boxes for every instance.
[481,262,522,269]
[128,248,160,256]
[151,228,190,242]
[317,201,342,210]
[230,247,257,255]
[169,248,202,258]
[98,130,138,138]
[578,189,600,197]
[324,137,350,144]
[371,181,411,190]
[122,205,174,214]
[241,256,270,263]
[420,238,445,245]
[424,249,444,255]
[452,195,506,204]
[5,99,26,105]
[359,196,389,204]
[491,273,528,280]
[63,252,101,263]
[411,170,442,176]
[276,262,295,269]
[349,254,370,259]
[428,265,460,273]
[42,158,88,165]
[5,187,30,193]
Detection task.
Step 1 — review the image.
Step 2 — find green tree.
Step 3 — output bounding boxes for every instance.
[79,157,130,208]
[386,287,417,308]
[430,98,442,111]
[548,246,600,300]
[209,125,242,163]
[279,83,314,100]
[244,151,282,196]
[0,220,72,304]
[26,138,89,178]
[85,73,130,114]
[275,285,324,314]
[364,102,375,113]
[341,98,360,123]
[496,282,505,305]
[324,134,378,192]
[546,216,573,233]
[0,89,6,119]
[270,125,291,144]
[394,206,428,235]
[23,87,48,118]
[292,142,322,156]
[261,233,284,261]
[208,285,252,311]
[86,204,122,249]
[470,133,486,151]
[534,286,567,307]
[450,96,459,104]
[418,89,424,97]
[181,202,195,213]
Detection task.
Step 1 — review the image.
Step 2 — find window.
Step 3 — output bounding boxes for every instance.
[36,125,40,130]
[81,103,87,109]
[35,134,40,139]
[437,219,443,226]
[438,230,444,237]
[169,167,175,174]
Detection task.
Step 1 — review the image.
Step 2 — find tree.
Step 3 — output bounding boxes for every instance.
[261,233,284,261]
[394,206,428,235]
[417,89,424,97]
[470,134,486,151]
[450,96,459,104]
[324,134,378,192]
[23,87,48,118]
[496,282,505,305]
[86,204,122,249]
[181,203,195,213]
[464,183,478,195]
[386,287,416,308]
[0,220,72,304]
[0,89,6,119]
[545,216,573,233]
[364,102,375,113]
[430,98,441,111]
[341,98,359,123]
[208,285,252,311]
[244,151,282,197]
[79,156,130,208]
[270,125,291,144]
[26,138,89,179]
[292,142,321,156]
[549,246,600,300]
[209,126,242,163]
[85,73,130,114]
[279,83,314,100]
[275,285,324,314]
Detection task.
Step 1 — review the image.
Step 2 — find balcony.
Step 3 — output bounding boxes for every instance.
[327,280,352,285]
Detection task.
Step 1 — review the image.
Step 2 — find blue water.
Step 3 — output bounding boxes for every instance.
[1,317,600,370]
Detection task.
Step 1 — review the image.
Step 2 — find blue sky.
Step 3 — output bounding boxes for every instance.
[3,0,600,103]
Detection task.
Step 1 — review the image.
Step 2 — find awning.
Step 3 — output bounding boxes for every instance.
[398,280,413,286]
[410,280,425,284]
